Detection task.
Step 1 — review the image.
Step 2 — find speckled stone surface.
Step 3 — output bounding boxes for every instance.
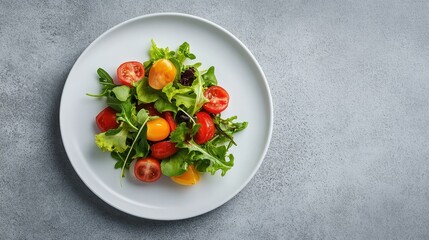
[1,1,429,239]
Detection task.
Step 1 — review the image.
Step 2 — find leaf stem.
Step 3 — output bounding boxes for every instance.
[120,118,149,185]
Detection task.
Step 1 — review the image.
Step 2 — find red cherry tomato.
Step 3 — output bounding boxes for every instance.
[203,86,230,114]
[194,111,215,144]
[150,141,179,159]
[95,107,119,132]
[163,111,177,132]
[117,61,145,87]
[133,157,161,182]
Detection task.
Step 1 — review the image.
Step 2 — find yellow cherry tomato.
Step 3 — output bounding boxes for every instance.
[171,165,200,186]
[146,117,170,142]
[148,59,177,90]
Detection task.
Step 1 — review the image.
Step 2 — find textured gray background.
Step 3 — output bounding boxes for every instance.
[1,0,429,239]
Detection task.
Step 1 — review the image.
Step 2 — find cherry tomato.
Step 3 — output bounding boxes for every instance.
[133,157,161,182]
[163,111,177,132]
[117,61,145,87]
[137,103,161,116]
[193,111,215,144]
[148,59,176,90]
[203,86,230,114]
[171,165,200,186]
[150,141,178,159]
[147,117,170,142]
[95,107,119,132]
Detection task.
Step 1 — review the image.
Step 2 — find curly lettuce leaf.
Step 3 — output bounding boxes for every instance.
[176,42,196,63]
[201,66,217,87]
[95,127,129,153]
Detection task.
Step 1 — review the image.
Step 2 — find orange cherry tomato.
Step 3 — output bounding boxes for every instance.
[148,59,177,90]
[146,117,170,142]
[171,165,200,186]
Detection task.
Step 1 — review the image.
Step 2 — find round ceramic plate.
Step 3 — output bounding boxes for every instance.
[60,13,272,220]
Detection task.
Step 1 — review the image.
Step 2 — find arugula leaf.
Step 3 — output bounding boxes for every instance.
[87,68,116,97]
[112,85,131,102]
[170,123,234,176]
[213,115,248,148]
[119,109,154,179]
[133,125,150,158]
[117,100,138,131]
[95,126,129,153]
[160,149,189,176]
[201,66,217,87]
[170,122,189,143]
[111,151,130,169]
[213,115,248,136]
[181,139,234,176]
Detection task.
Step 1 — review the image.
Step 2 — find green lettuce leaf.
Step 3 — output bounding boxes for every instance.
[95,127,129,153]
[160,149,189,177]
[112,85,131,102]
[136,77,160,103]
[201,66,217,87]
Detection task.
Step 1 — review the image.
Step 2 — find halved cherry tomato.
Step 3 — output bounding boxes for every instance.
[163,111,177,132]
[150,141,178,159]
[117,61,145,87]
[148,59,176,90]
[193,111,215,144]
[95,107,119,132]
[203,86,230,114]
[171,165,200,185]
[133,157,161,182]
[146,117,170,142]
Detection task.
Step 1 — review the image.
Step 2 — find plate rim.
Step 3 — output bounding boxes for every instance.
[59,12,273,220]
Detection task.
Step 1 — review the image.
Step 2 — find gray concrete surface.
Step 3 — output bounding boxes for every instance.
[1,0,429,239]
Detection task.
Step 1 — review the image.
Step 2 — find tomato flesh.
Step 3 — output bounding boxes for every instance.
[193,111,215,144]
[133,157,161,182]
[95,107,119,132]
[171,165,200,185]
[150,141,178,159]
[117,61,145,87]
[146,117,170,142]
[148,59,177,90]
[203,86,229,114]
[163,111,177,132]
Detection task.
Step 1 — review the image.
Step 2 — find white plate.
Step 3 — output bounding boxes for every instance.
[60,13,273,220]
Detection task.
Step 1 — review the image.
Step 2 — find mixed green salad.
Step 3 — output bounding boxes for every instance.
[88,40,247,185]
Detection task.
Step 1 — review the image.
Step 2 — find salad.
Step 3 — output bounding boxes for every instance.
[88,40,247,186]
